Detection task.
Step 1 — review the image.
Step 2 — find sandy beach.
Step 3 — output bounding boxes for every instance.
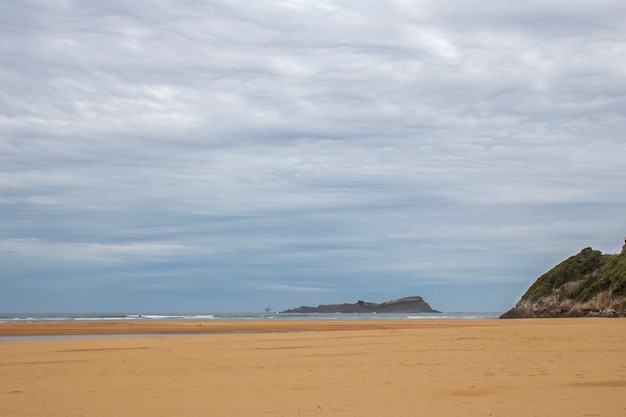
[1,319,625,417]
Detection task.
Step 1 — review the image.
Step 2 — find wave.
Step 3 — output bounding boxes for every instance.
[0,312,499,323]
[0,314,216,323]
[407,313,497,320]
[130,315,216,320]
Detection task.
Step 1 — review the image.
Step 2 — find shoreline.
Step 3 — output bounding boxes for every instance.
[0,318,501,337]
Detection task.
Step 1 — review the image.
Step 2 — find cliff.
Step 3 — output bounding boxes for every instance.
[281,296,439,314]
[500,246,626,318]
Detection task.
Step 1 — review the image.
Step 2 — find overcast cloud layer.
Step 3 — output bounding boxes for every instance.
[1,1,626,313]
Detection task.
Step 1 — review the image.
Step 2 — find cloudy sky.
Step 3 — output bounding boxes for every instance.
[1,1,625,313]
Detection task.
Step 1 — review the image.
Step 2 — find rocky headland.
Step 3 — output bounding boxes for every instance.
[281,296,439,314]
[500,242,626,318]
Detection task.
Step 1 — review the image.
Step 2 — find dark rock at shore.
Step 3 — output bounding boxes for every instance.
[281,296,439,314]
[500,245,626,319]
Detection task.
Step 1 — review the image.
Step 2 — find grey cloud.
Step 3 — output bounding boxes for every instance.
[1,0,626,312]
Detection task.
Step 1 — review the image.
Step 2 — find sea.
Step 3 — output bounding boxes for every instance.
[0,311,499,323]
[0,311,501,341]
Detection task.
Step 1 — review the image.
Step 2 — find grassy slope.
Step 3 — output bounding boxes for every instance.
[521,247,626,303]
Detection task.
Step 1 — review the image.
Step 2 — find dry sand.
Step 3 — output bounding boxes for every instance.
[1,319,626,417]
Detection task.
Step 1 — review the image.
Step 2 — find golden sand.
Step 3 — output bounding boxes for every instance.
[1,319,626,416]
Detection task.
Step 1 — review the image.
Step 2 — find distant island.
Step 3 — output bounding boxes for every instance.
[281,296,439,314]
[501,240,626,318]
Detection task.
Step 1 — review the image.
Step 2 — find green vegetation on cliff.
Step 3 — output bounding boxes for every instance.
[501,244,626,318]
[520,247,626,303]
[566,252,626,301]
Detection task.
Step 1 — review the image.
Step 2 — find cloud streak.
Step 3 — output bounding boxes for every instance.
[2,0,626,312]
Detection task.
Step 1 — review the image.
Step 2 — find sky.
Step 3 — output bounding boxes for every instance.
[1,0,626,313]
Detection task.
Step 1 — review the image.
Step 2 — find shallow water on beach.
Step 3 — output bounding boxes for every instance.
[0,312,500,342]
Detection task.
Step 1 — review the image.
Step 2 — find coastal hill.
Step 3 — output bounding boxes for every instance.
[281,296,439,314]
[500,242,626,318]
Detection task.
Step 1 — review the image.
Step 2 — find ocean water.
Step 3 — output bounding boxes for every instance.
[0,311,499,323]
[0,312,501,341]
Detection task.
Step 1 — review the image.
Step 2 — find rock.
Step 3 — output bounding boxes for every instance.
[281,296,439,314]
[500,245,626,319]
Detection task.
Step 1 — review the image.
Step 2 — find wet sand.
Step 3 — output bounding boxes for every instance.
[1,319,626,416]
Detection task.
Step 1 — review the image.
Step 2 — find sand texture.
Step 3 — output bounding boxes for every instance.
[1,319,626,416]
